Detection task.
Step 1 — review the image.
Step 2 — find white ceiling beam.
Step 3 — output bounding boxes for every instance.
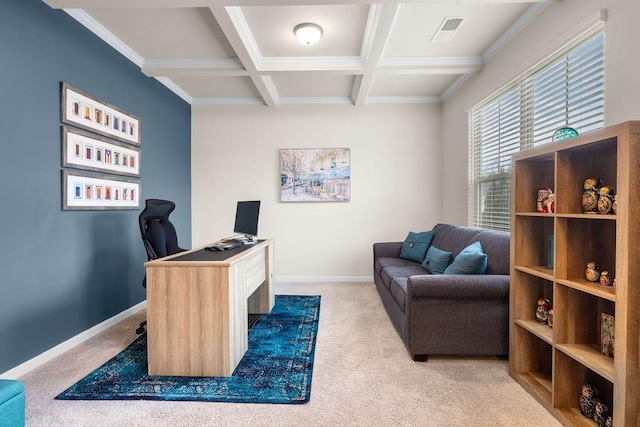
[142,58,248,77]
[258,57,363,73]
[209,6,278,106]
[353,3,400,106]
[379,56,484,74]
[44,0,552,9]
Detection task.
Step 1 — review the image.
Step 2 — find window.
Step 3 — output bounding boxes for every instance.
[468,26,604,232]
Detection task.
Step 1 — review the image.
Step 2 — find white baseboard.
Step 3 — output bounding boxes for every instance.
[0,301,146,380]
[276,276,373,283]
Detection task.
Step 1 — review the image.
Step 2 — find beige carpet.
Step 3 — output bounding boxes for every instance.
[20,282,561,427]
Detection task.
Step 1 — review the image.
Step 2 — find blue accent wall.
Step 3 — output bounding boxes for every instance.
[0,0,191,373]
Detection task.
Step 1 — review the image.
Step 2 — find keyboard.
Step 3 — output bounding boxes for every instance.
[205,241,242,251]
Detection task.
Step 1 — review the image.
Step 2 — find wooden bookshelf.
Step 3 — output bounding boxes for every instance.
[509,121,640,426]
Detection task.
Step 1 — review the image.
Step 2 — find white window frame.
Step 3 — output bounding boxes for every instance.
[468,24,605,232]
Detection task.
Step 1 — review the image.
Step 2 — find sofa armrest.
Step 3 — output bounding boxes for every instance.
[407,274,509,300]
[373,242,403,259]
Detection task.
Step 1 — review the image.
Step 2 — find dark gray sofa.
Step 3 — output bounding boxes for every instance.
[373,223,510,361]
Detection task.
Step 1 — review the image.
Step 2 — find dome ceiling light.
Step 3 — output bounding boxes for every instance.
[294,23,323,46]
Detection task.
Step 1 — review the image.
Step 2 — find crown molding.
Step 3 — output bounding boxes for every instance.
[142,58,247,77]
[278,96,354,105]
[192,97,265,105]
[258,56,364,73]
[226,6,262,66]
[366,96,440,104]
[440,74,472,102]
[63,9,143,67]
[154,77,194,103]
[360,3,383,64]
[482,2,551,63]
[380,56,484,74]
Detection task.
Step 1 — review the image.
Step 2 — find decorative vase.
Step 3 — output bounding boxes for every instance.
[586,261,600,282]
[552,126,579,141]
[535,298,551,324]
[612,194,617,215]
[597,186,615,214]
[547,309,553,328]
[599,271,612,286]
[582,178,602,213]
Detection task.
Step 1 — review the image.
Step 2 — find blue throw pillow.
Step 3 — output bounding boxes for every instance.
[399,231,434,263]
[421,245,453,274]
[443,241,488,275]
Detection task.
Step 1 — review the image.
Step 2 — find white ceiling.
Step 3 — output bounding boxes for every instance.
[43,0,552,107]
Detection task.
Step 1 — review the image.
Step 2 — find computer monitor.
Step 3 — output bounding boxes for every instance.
[233,200,260,241]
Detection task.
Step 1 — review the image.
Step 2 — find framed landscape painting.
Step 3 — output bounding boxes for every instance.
[279,148,350,202]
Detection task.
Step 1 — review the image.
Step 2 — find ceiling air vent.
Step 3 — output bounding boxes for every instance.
[430,17,466,43]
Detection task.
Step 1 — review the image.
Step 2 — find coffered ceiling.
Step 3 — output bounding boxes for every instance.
[43,0,552,107]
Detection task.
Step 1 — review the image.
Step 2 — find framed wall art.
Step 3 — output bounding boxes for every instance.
[62,170,141,210]
[61,82,141,145]
[279,148,350,202]
[62,126,140,177]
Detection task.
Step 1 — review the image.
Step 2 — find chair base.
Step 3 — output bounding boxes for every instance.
[136,320,146,335]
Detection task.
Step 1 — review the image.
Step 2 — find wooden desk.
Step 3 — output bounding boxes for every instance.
[144,239,275,377]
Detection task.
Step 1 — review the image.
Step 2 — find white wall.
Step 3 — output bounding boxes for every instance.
[441,0,640,224]
[192,104,442,279]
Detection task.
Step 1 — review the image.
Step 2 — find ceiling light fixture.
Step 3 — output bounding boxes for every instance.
[294,23,323,46]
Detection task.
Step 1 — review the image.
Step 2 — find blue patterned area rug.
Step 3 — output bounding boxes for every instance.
[56,295,321,404]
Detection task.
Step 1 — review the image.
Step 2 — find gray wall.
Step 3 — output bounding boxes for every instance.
[0,0,192,373]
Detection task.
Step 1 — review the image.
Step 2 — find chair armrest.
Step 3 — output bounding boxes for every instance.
[373,242,403,259]
[407,274,510,300]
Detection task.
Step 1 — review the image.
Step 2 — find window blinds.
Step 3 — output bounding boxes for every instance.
[468,27,604,232]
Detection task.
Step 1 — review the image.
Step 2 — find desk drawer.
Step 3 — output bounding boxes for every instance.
[246,249,266,294]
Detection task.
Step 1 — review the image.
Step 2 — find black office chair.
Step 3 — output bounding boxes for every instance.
[136,199,186,334]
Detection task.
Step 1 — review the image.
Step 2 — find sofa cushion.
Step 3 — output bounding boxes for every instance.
[375,257,422,278]
[443,241,488,275]
[399,231,434,263]
[421,245,453,274]
[381,264,428,290]
[431,224,483,256]
[469,230,511,275]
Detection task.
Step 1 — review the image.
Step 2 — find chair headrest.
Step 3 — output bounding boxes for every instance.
[139,199,175,223]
